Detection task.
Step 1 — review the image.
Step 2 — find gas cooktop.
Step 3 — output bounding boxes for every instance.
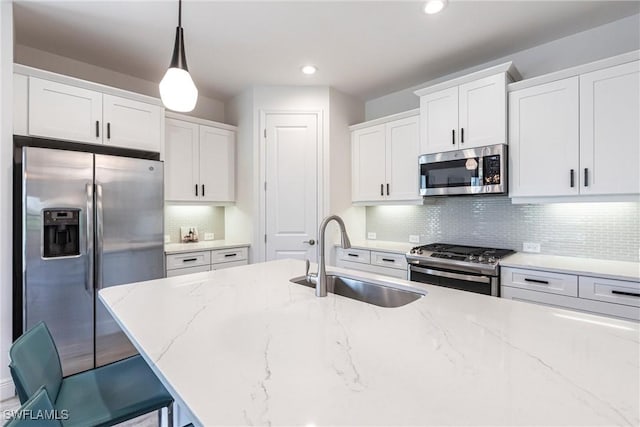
[406,243,515,274]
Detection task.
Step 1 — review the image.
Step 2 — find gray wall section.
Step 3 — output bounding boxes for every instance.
[366,199,640,262]
[365,13,640,120]
[165,205,226,243]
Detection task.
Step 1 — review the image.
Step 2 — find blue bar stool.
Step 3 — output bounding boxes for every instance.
[8,322,174,427]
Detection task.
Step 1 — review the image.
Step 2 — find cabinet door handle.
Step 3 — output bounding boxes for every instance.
[381,258,395,263]
[570,169,575,188]
[202,184,205,197]
[107,122,111,139]
[96,121,100,138]
[461,127,464,143]
[452,129,455,145]
[584,168,589,187]
[347,253,359,258]
[524,278,549,285]
[380,184,384,196]
[182,258,198,263]
[386,183,390,196]
[224,253,237,258]
[195,184,198,197]
[611,290,640,298]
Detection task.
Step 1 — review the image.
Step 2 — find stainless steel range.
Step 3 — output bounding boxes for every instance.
[406,243,515,296]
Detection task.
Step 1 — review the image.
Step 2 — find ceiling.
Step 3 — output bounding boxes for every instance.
[13,1,640,102]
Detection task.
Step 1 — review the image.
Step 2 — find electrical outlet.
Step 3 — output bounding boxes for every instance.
[204,232,215,241]
[409,235,420,244]
[523,242,541,253]
[367,232,377,240]
[164,235,170,244]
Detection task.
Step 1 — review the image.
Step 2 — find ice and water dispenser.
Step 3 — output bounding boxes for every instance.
[43,209,81,258]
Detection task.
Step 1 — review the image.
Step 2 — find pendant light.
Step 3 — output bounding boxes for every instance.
[159,0,198,112]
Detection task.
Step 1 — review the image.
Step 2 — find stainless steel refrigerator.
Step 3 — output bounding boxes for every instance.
[16,144,164,376]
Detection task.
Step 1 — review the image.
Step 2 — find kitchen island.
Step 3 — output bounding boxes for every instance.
[99,259,639,426]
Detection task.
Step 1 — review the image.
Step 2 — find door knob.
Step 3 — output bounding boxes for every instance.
[303,239,316,246]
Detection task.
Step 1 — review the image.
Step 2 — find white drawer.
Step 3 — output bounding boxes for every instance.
[337,248,370,264]
[211,247,248,264]
[166,251,211,270]
[212,260,248,270]
[579,276,640,308]
[336,259,408,279]
[370,251,407,271]
[166,264,210,277]
[501,267,577,297]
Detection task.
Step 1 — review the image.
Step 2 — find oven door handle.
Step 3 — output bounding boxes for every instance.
[410,266,492,284]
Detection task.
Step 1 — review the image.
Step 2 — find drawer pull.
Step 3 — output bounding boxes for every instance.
[182,258,198,262]
[224,253,237,258]
[524,278,549,285]
[347,253,359,258]
[611,290,640,298]
[381,258,395,262]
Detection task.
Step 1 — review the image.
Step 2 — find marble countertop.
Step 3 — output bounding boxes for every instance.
[501,253,640,282]
[99,259,639,426]
[165,240,250,255]
[334,240,415,254]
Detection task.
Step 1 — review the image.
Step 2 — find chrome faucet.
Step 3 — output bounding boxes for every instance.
[306,215,351,297]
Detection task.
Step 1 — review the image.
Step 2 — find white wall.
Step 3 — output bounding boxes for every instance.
[0,0,14,400]
[14,44,225,122]
[366,13,640,120]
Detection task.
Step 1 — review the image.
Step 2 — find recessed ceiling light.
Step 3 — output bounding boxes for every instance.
[301,65,317,75]
[424,0,447,14]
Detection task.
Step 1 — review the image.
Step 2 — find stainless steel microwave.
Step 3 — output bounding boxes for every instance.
[419,144,507,196]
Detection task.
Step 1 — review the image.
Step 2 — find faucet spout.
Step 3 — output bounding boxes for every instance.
[307,215,351,297]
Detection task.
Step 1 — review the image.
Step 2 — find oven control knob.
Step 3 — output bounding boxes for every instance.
[488,256,497,263]
[468,255,477,262]
[478,255,485,263]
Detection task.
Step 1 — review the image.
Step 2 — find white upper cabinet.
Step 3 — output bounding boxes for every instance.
[165,117,236,203]
[579,61,640,195]
[509,77,580,197]
[509,54,639,200]
[29,77,102,144]
[102,94,163,152]
[199,125,235,202]
[352,124,387,202]
[416,63,516,155]
[18,68,164,153]
[351,112,420,203]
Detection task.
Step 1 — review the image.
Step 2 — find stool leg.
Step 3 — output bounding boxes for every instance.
[158,402,174,427]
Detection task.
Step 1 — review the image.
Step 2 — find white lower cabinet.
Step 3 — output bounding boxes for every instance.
[501,267,639,321]
[165,246,249,277]
[335,247,408,279]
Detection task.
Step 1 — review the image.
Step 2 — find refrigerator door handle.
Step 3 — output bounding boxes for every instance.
[86,184,94,295]
[96,183,104,290]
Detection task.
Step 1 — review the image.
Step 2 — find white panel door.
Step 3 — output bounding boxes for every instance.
[103,94,163,152]
[28,77,102,144]
[419,86,458,154]
[199,125,235,202]
[265,114,318,261]
[385,116,420,201]
[351,124,386,202]
[508,77,579,197]
[458,73,507,148]
[164,118,199,201]
[580,61,640,195]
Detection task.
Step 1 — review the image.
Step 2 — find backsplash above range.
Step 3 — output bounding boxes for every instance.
[165,205,225,243]
[366,197,640,262]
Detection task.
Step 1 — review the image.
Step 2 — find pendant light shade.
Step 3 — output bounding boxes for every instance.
[160,0,198,112]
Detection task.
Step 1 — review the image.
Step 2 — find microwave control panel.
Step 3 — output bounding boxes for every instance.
[483,155,501,185]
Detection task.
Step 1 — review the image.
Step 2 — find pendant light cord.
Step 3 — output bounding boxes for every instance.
[178,0,182,28]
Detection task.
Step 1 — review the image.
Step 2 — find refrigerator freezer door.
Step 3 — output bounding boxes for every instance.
[94,154,164,367]
[23,147,95,376]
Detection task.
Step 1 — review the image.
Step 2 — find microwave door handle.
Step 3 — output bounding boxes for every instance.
[411,266,492,284]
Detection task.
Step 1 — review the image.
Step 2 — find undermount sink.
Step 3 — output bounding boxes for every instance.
[290,275,424,308]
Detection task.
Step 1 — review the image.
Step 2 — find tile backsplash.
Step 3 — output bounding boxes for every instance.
[366,197,640,262]
[165,204,225,243]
